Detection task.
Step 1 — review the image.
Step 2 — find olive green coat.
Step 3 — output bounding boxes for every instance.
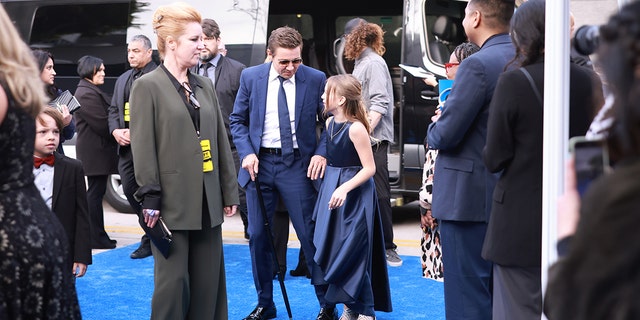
[130,67,238,230]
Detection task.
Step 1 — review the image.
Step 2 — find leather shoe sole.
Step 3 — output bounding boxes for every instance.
[243,305,277,320]
[130,246,152,259]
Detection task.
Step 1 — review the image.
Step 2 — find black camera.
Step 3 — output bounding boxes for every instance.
[573,24,601,56]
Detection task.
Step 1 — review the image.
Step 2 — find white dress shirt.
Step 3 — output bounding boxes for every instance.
[33,164,54,209]
[261,67,298,149]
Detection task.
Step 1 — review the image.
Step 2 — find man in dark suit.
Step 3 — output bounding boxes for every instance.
[191,18,250,239]
[108,34,157,259]
[230,26,334,320]
[426,0,515,319]
[34,108,92,277]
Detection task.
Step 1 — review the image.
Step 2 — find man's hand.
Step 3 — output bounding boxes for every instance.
[241,153,259,181]
[431,108,442,123]
[368,110,383,129]
[112,128,131,146]
[307,155,326,180]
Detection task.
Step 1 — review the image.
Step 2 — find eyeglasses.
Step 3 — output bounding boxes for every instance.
[277,58,303,66]
[444,62,459,70]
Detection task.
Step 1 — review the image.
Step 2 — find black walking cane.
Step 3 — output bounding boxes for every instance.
[254,174,293,319]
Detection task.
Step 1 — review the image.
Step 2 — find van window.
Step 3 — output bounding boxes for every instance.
[335,16,403,70]
[267,14,320,69]
[422,0,466,67]
[29,3,131,92]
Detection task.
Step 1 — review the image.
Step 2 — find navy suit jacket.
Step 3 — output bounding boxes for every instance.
[230,62,327,188]
[52,152,92,266]
[426,34,514,222]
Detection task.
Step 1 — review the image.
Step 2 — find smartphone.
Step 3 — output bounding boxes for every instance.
[569,136,610,197]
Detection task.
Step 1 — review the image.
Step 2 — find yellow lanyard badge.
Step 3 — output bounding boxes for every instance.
[201,139,213,172]
[124,102,131,123]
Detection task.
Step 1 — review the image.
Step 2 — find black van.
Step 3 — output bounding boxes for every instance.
[2,0,470,209]
[1,0,139,93]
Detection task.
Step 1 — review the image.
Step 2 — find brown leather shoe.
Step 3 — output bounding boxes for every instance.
[316,307,338,320]
[243,305,277,320]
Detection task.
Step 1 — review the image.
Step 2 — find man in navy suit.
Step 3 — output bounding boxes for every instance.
[426,0,515,319]
[230,26,334,320]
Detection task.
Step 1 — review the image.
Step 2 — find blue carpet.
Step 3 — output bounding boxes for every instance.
[76,243,444,319]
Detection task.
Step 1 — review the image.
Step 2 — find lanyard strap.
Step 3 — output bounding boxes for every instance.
[181,82,201,138]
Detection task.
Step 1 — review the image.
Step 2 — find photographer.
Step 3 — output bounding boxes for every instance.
[544,1,640,318]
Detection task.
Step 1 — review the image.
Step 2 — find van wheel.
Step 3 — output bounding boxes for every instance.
[104,174,135,214]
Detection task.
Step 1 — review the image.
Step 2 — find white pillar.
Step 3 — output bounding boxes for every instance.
[541,0,570,308]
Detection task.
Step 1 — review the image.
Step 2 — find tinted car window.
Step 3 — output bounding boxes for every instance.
[29,3,130,93]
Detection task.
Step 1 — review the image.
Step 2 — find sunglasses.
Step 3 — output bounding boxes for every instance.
[444,62,459,70]
[277,58,303,66]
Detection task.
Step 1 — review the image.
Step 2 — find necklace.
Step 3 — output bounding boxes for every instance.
[330,119,347,141]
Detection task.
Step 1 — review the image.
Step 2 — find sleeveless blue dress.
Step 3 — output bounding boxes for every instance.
[312,119,392,314]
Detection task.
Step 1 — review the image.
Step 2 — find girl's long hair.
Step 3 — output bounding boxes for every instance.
[325,74,371,134]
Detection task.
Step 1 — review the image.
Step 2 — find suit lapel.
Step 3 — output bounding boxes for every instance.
[257,64,271,134]
[51,153,66,210]
[293,66,307,131]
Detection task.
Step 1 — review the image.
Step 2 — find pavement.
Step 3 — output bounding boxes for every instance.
[100,200,423,258]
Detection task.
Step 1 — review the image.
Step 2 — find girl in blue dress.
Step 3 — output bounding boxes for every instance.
[312,74,392,320]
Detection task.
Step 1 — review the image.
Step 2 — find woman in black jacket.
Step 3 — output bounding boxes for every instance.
[74,55,119,249]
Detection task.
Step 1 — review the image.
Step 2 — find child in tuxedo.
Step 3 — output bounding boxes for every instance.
[34,107,92,277]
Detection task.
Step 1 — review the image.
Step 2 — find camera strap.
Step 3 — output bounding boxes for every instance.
[519,68,542,106]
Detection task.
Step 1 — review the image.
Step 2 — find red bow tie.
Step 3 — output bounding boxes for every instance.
[34,154,55,168]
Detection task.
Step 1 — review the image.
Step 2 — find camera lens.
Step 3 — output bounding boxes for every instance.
[573,25,600,56]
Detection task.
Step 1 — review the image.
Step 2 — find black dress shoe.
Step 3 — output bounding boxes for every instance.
[130,245,152,259]
[316,307,338,320]
[289,266,311,278]
[242,305,277,320]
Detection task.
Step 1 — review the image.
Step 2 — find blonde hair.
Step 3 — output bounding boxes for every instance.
[325,74,371,134]
[152,2,202,60]
[0,6,46,117]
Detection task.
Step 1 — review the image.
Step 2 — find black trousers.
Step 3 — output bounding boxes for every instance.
[118,147,150,248]
[87,174,111,245]
[373,141,396,250]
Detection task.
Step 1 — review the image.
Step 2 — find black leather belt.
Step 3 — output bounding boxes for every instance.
[259,148,299,155]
